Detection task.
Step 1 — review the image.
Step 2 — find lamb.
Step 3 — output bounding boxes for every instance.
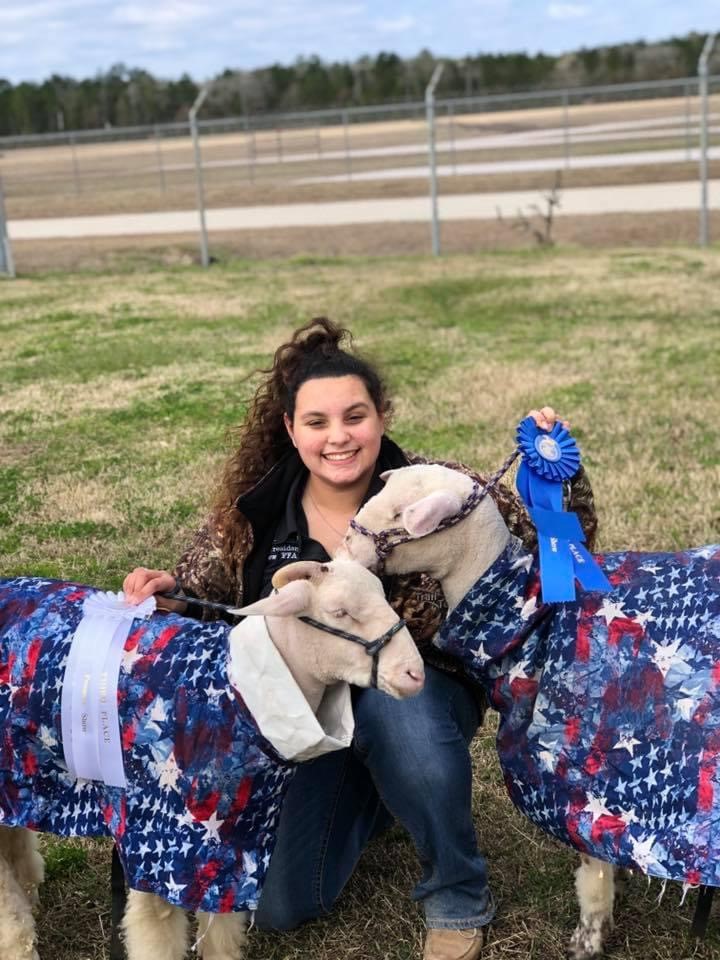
[0,558,424,960]
[340,463,720,959]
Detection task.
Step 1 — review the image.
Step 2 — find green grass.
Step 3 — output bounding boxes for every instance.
[2,247,720,959]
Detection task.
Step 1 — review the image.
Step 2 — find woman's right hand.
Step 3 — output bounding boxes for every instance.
[527,405,569,432]
[123,568,180,610]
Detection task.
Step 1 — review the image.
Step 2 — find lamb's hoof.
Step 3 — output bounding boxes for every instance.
[568,918,612,960]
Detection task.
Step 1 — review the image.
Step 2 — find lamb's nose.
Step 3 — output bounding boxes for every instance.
[396,667,425,697]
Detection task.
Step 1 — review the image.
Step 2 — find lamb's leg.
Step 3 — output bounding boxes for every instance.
[0,826,44,907]
[122,889,189,960]
[569,855,615,959]
[0,828,40,960]
[195,911,248,959]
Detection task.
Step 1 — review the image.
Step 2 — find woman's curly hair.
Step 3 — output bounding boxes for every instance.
[212,317,393,575]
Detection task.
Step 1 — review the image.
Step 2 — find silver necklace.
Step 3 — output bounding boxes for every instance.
[305,488,355,538]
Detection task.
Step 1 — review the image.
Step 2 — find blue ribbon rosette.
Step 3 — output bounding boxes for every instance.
[515,416,611,602]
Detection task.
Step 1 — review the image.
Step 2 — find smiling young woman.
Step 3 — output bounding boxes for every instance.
[124,317,598,960]
[285,374,385,555]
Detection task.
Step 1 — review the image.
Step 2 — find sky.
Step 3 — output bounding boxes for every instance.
[1,0,717,85]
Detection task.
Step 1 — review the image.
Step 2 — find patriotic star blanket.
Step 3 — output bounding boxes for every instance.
[435,539,720,887]
[0,577,295,913]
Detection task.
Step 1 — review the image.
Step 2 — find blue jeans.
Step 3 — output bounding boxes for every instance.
[255,666,494,931]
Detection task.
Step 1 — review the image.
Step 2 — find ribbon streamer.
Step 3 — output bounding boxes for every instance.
[61,591,155,787]
[516,416,611,602]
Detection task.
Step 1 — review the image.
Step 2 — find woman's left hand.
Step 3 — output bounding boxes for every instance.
[528,405,569,432]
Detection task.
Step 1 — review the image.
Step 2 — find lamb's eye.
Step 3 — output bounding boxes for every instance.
[333,609,348,619]
[391,511,402,521]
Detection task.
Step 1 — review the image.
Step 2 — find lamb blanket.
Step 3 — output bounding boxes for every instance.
[435,539,720,887]
[0,577,353,912]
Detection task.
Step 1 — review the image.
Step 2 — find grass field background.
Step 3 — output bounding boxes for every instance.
[1,247,719,959]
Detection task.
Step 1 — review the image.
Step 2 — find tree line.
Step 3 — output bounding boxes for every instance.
[0,31,713,137]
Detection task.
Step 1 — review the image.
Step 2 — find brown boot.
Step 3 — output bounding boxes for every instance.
[423,926,486,960]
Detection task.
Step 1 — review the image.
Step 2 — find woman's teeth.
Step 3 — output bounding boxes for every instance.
[324,451,357,461]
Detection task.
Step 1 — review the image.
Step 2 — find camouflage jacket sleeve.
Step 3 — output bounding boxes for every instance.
[172,517,245,621]
[564,465,598,551]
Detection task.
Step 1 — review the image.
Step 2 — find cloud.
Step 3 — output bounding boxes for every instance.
[2,0,95,24]
[110,1,210,27]
[374,15,417,34]
[0,31,25,48]
[547,2,590,20]
[139,37,186,53]
[229,1,371,63]
[232,1,366,31]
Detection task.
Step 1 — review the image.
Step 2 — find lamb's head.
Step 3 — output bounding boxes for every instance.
[338,464,478,575]
[339,464,510,606]
[235,558,424,699]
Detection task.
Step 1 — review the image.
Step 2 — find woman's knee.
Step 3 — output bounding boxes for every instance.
[355,720,470,799]
[353,673,478,760]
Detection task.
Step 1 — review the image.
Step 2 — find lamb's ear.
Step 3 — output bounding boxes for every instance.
[272,560,327,589]
[379,469,399,483]
[402,490,464,538]
[235,579,313,617]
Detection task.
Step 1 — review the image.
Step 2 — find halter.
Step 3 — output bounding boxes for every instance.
[298,615,408,689]
[348,449,521,572]
[158,590,407,689]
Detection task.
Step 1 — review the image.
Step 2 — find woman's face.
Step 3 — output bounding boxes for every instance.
[285,375,385,491]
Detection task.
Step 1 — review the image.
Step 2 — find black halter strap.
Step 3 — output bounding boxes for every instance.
[349,449,521,571]
[298,615,408,688]
[157,592,407,689]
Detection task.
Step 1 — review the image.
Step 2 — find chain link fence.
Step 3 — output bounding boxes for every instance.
[1,74,718,269]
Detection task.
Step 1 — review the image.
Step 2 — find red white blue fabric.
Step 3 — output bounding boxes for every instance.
[435,539,720,887]
[0,577,294,913]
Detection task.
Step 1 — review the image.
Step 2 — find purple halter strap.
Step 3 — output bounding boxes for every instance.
[349,449,521,571]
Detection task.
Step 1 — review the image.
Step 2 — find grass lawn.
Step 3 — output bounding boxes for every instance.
[1,247,719,959]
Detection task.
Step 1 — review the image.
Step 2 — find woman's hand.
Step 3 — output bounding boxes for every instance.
[123,568,184,612]
[528,405,569,432]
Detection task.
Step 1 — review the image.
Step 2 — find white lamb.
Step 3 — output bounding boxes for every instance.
[0,558,424,960]
[340,463,720,959]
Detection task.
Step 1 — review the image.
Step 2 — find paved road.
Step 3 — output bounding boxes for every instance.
[9,179,716,241]
[116,114,720,174]
[298,147,720,184]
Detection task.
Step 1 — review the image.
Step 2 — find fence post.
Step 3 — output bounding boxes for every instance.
[70,134,82,194]
[154,126,166,192]
[426,63,445,257]
[447,102,457,175]
[698,34,717,247]
[0,177,15,278]
[189,84,212,268]
[343,109,353,182]
[562,90,571,169]
[247,128,257,182]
